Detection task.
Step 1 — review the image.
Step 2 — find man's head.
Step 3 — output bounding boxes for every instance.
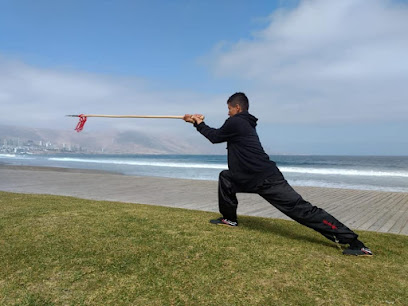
[227,92,249,117]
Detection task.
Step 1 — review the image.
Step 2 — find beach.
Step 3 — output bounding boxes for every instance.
[1,164,407,236]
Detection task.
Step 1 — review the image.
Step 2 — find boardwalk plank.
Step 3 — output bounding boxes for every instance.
[368,195,407,232]
[389,210,408,234]
[358,193,400,229]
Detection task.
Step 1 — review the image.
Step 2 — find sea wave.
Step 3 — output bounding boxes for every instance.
[0,154,16,158]
[0,153,34,160]
[280,167,408,178]
[48,157,227,169]
[47,157,408,178]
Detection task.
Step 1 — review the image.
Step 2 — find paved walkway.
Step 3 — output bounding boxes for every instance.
[1,165,407,235]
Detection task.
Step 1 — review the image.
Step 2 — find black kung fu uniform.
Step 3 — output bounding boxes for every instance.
[194,111,358,244]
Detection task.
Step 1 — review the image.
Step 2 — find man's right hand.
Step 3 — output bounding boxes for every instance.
[192,114,204,125]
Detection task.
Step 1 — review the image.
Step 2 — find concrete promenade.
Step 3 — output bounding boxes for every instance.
[1,165,407,235]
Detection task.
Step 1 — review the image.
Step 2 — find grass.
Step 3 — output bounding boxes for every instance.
[0,191,407,305]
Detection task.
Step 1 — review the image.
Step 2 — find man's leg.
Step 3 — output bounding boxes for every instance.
[257,178,358,244]
[217,170,239,222]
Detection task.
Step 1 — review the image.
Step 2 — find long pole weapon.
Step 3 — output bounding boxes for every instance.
[66,114,187,132]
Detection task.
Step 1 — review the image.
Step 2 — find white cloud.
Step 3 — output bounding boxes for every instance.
[210,0,408,123]
[0,58,225,134]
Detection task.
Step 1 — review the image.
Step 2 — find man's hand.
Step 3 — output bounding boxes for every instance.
[183,114,205,124]
[192,114,204,125]
[183,114,195,123]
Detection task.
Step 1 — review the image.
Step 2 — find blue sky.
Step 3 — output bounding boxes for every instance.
[1,0,407,155]
[1,1,282,87]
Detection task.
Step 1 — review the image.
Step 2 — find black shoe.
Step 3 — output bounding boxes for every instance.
[209,217,238,227]
[343,246,373,256]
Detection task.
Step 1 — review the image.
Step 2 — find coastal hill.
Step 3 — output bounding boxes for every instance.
[0,124,225,155]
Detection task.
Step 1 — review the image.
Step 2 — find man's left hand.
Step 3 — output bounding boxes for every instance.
[183,114,195,123]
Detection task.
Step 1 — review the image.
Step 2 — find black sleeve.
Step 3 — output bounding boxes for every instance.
[194,118,238,144]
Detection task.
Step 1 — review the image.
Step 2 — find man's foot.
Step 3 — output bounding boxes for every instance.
[209,217,238,227]
[343,246,373,256]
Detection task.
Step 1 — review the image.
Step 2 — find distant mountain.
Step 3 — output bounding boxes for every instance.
[0,124,225,154]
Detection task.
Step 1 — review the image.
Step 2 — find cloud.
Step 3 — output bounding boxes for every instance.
[0,57,226,134]
[209,0,408,123]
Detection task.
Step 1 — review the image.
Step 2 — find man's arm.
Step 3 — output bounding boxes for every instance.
[184,114,237,144]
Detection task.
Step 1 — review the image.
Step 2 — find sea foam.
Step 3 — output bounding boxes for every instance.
[47,157,408,178]
[48,157,227,169]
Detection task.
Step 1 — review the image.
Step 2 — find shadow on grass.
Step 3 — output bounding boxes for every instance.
[240,216,338,249]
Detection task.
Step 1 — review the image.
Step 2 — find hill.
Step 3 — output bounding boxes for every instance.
[0,124,224,154]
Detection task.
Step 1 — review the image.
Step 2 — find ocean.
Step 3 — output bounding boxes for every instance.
[1,153,407,193]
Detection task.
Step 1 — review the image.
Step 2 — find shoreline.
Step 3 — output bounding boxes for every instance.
[1,164,408,235]
[0,163,123,175]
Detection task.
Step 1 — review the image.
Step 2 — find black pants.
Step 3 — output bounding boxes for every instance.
[218,170,358,244]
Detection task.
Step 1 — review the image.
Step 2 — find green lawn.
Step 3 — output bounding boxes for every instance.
[0,191,407,305]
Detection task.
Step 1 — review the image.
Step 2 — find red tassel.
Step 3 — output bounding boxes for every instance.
[75,114,87,132]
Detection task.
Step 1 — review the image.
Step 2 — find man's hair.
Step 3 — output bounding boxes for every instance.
[227,92,249,111]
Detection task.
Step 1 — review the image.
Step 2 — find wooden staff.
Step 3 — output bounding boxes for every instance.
[66,114,199,132]
[66,114,184,119]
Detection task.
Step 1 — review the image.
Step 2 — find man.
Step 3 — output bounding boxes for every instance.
[184,92,372,256]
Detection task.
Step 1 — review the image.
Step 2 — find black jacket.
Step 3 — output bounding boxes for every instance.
[195,111,283,188]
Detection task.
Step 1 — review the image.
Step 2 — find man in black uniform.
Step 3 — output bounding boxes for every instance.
[184,92,372,256]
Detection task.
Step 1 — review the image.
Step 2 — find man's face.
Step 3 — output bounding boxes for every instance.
[228,104,241,117]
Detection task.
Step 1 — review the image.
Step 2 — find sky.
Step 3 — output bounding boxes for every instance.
[0,0,407,155]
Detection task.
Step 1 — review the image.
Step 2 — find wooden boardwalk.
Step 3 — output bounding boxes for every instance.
[1,165,407,235]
